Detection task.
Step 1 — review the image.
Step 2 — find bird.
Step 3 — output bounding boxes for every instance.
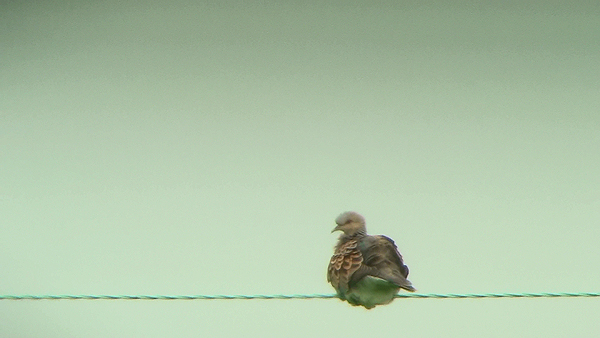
[327,211,415,309]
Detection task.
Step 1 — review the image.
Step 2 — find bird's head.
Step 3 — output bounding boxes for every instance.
[332,211,367,236]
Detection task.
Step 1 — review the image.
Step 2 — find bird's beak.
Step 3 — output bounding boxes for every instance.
[331,224,342,233]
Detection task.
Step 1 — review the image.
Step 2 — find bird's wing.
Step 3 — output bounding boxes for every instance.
[327,239,363,295]
[355,235,415,291]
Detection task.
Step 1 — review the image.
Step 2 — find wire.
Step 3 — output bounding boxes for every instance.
[1,292,599,300]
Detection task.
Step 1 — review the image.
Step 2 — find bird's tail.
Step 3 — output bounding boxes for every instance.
[377,269,416,292]
[400,281,416,292]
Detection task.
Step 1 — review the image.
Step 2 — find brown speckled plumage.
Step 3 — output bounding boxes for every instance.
[327,211,415,309]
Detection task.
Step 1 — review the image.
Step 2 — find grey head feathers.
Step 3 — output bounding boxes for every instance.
[331,211,367,237]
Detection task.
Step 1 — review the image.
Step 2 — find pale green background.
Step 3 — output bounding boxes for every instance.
[2,1,599,337]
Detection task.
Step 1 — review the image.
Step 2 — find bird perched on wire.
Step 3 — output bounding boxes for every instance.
[327,211,415,309]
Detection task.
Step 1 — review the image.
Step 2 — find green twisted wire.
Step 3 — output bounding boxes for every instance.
[1,292,598,300]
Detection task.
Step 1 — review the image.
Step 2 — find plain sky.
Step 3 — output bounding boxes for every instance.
[1,1,599,337]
